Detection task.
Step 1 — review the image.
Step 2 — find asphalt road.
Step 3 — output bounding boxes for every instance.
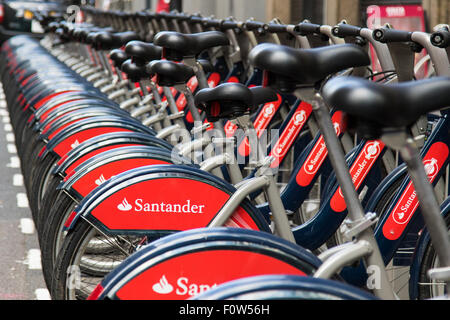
[0,83,50,300]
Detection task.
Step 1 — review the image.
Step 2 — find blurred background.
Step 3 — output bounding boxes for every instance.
[92,0,449,32]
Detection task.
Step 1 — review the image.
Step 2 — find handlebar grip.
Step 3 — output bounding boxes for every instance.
[189,15,204,24]
[263,23,288,33]
[430,30,450,48]
[331,23,361,38]
[202,18,222,28]
[221,20,240,30]
[293,22,321,35]
[244,20,265,31]
[173,13,191,21]
[372,28,412,43]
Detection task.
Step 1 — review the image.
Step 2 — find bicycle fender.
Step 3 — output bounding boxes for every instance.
[93,227,321,300]
[36,102,122,130]
[64,165,271,235]
[39,117,156,159]
[59,146,189,200]
[192,274,378,300]
[52,132,173,176]
[39,108,130,140]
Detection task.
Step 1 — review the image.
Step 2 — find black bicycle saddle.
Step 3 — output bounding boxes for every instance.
[322,76,450,138]
[153,31,229,61]
[195,83,277,122]
[125,41,162,65]
[95,31,141,50]
[146,60,195,87]
[121,59,150,83]
[248,43,370,92]
[109,49,129,69]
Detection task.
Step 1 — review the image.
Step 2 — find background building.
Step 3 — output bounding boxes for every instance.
[93,0,449,31]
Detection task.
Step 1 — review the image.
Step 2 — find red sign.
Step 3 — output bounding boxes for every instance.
[269,101,312,168]
[52,127,132,157]
[90,177,260,232]
[63,144,139,175]
[71,158,171,197]
[176,76,199,112]
[382,142,449,240]
[330,140,385,212]
[115,249,306,300]
[366,4,427,78]
[296,111,346,186]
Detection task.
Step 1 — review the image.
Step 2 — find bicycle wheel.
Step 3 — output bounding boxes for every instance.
[51,219,141,300]
[192,274,378,300]
[36,172,64,239]
[40,191,77,289]
[416,214,449,299]
[92,228,321,300]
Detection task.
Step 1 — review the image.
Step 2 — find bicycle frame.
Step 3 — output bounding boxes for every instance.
[340,108,450,286]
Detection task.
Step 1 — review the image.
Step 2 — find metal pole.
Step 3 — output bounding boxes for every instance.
[309,93,396,299]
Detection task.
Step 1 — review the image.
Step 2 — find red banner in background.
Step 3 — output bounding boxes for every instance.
[156,0,171,12]
[366,4,427,78]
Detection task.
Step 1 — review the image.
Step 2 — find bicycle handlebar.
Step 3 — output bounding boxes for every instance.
[189,15,204,24]
[293,22,321,35]
[332,23,362,38]
[202,18,222,28]
[263,23,288,33]
[372,28,412,43]
[430,29,450,48]
[243,20,265,31]
[221,20,240,30]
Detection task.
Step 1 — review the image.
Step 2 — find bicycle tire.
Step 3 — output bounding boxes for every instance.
[416,214,450,299]
[40,191,77,289]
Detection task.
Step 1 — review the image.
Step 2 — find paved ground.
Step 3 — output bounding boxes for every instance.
[0,83,50,300]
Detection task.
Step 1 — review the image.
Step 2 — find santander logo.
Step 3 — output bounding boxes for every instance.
[364,141,381,160]
[253,102,279,134]
[337,140,383,198]
[95,174,107,186]
[382,142,449,240]
[392,158,439,225]
[392,182,417,225]
[263,103,275,117]
[152,275,173,294]
[303,121,340,175]
[152,275,217,297]
[71,139,80,149]
[293,110,306,126]
[116,198,205,214]
[117,198,132,211]
[271,109,308,159]
[424,158,438,179]
[304,139,327,175]
[224,121,237,137]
